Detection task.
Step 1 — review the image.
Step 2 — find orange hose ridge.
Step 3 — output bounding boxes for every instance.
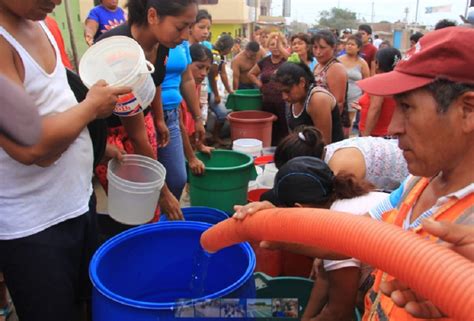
[200,208,474,321]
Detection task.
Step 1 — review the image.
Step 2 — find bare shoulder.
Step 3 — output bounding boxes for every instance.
[0,36,23,85]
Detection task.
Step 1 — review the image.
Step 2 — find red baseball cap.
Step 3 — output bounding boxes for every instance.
[358,26,474,96]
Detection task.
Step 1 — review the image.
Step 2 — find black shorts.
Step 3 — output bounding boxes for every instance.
[0,196,98,321]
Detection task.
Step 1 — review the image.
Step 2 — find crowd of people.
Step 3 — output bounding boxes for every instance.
[0,0,472,321]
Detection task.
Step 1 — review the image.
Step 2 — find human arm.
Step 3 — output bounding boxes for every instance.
[231,58,241,91]
[180,66,205,145]
[150,86,170,147]
[312,267,360,321]
[219,62,234,94]
[360,59,370,79]
[302,261,329,321]
[379,220,474,319]
[179,107,205,175]
[120,112,156,159]
[84,19,99,46]
[208,64,221,104]
[0,35,130,165]
[370,60,376,76]
[307,92,334,144]
[326,64,347,114]
[248,63,262,89]
[158,184,184,220]
[277,36,290,59]
[361,95,384,136]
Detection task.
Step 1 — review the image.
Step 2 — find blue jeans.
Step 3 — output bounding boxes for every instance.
[208,93,230,123]
[158,108,187,199]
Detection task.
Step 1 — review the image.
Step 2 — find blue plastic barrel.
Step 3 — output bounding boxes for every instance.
[90,222,256,321]
[160,207,230,225]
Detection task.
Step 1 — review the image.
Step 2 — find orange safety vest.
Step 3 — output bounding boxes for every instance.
[363,176,474,321]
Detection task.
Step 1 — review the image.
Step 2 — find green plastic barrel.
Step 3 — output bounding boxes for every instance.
[188,150,257,214]
[226,89,262,111]
[254,272,313,320]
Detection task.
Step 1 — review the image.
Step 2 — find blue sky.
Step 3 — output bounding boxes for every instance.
[271,0,471,27]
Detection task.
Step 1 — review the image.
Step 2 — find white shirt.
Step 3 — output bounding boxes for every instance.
[0,22,93,239]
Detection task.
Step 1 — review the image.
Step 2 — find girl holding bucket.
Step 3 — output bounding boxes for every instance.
[94,0,200,220]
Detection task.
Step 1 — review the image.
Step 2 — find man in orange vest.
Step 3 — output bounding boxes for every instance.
[234,26,473,321]
[355,26,473,321]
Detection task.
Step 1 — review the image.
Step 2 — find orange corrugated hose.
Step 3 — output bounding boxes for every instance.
[200,208,474,321]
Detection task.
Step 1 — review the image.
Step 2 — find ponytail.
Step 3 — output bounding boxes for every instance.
[331,171,374,201]
[274,126,325,169]
[274,61,315,91]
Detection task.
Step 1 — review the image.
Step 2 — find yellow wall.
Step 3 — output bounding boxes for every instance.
[211,24,251,43]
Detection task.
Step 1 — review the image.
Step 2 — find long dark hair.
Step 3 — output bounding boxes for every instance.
[195,9,212,24]
[290,33,314,61]
[190,44,213,63]
[127,0,197,26]
[311,30,337,47]
[274,62,315,91]
[274,126,325,169]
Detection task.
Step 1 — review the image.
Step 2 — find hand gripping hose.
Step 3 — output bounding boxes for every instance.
[200,208,474,321]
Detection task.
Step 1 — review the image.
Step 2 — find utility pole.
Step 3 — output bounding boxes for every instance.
[466,0,470,17]
[414,0,420,24]
[371,1,375,23]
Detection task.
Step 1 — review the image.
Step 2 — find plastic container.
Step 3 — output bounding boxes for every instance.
[254,155,274,167]
[79,36,156,117]
[263,163,278,177]
[107,155,166,225]
[256,173,275,189]
[90,222,256,321]
[261,146,277,156]
[188,150,258,214]
[232,138,263,158]
[225,89,262,111]
[160,207,229,225]
[227,111,277,147]
[247,188,270,202]
[254,272,361,321]
[254,272,315,319]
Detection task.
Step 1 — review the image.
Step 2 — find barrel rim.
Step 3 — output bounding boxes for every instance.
[89,221,256,310]
[192,150,254,172]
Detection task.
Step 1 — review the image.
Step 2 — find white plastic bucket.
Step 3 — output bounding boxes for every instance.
[232,138,263,158]
[107,155,166,225]
[248,166,263,191]
[79,36,156,117]
[256,173,275,189]
[264,163,278,177]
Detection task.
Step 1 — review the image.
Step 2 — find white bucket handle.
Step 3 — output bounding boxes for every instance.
[140,60,155,75]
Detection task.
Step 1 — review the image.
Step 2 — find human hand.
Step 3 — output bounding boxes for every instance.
[85,80,132,119]
[188,157,205,176]
[102,143,125,164]
[194,121,206,145]
[214,95,221,105]
[85,34,94,46]
[233,201,275,220]
[197,143,214,156]
[309,258,325,280]
[256,80,263,89]
[155,120,170,147]
[379,219,474,318]
[159,187,184,220]
[351,102,362,111]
